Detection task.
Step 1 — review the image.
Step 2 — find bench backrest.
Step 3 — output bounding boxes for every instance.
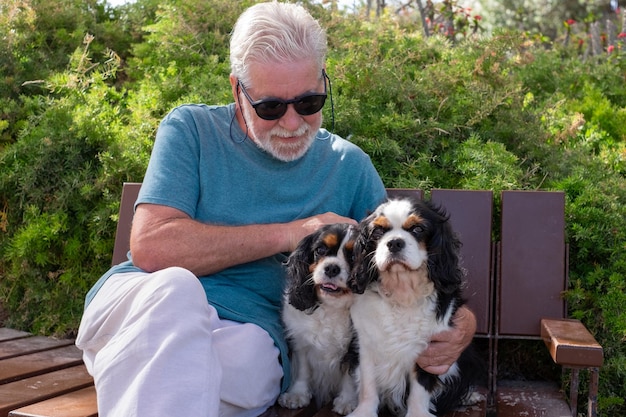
[431,189,494,336]
[111,182,141,266]
[112,183,567,338]
[498,190,567,337]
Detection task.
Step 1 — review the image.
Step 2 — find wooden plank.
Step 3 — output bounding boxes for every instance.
[0,329,30,343]
[0,337,74,360]
[541,318,603,367]
[0,345,83,384]
[8,386,97,417]
[0,365,93,417]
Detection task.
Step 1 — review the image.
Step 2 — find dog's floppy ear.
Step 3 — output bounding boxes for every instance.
[424,201,464,309]
[285,232,319,312]
[349,215,379,294]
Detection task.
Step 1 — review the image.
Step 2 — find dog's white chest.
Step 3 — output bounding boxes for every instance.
[351,290,448,376]
[284,304,353,358]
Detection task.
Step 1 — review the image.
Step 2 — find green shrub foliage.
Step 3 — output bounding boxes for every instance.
[0,0,624,412]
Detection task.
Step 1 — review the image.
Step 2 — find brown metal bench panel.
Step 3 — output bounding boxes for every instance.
[431,189,493,336]
[0,365,93,417]
[0,345,83,384]
[0,337,74,361]
[498,191,566,336]
[8,386,97,417]
[111,182,142,266]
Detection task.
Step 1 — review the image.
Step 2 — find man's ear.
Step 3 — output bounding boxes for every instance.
[229,74,238,101]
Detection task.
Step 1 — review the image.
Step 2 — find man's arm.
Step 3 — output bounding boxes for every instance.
[417,305,477,375]
[130,203,357,276]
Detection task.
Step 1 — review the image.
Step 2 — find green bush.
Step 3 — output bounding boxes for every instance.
[0,0,624,412]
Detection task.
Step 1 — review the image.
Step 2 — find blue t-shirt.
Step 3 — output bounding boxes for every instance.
[85,103,386,391]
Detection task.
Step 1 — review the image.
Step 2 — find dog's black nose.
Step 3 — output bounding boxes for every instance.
[387,238,405,253]
[324,263,341,278]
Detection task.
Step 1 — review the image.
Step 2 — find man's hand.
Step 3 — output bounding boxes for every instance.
[417,305,477,375]
[286,212,357,252]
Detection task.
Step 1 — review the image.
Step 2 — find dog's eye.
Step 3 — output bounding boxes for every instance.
[314,246,328,257]
[371,226,385,240]
[409,224,424,236]
[345,248,355,263]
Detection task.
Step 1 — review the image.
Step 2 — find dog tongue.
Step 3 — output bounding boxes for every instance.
[322,283,339,292]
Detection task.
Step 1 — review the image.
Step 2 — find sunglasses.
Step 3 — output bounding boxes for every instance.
[237,72,328,121]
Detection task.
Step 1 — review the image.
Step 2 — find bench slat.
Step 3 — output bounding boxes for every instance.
[0,337,74,361]
[0,345,83,384]
[0,365,93,417]
[0,329,31,343]
[8,386,97,417]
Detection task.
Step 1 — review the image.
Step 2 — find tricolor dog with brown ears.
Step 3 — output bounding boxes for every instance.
[279,223,359,415]
[347,198,483,417]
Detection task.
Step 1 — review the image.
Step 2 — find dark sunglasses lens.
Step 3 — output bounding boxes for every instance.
[294,95,327,115]
[255,101,288,120]
[253,94,327,120]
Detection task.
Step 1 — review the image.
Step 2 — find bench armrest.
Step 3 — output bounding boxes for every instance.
[541,318,603,368]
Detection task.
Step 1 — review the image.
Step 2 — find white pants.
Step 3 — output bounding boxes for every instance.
[76,267,283,417]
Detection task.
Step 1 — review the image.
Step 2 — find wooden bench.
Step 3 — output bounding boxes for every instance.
[0,184,603,417]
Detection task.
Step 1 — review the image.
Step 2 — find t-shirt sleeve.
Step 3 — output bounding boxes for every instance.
[136,107,202,217]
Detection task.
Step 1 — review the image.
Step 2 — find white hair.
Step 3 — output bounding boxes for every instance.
[230,1,327,85]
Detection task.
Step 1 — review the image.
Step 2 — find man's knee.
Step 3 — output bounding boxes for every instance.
[146,267,207,309]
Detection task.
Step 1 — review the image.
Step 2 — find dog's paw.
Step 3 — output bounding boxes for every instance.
[332,395,357,415]
[278,390,312,409]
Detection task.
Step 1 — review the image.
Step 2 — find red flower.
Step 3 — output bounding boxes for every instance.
[618,32,626,39]
[474,15,482,21]
[608,45,615,53]
[566,19,576,25]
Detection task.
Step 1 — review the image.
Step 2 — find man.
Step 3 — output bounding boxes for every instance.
[76,2,476,416]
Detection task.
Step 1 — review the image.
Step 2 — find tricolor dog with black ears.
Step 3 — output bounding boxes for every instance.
[279,223,359,415]
[347,198,483,417]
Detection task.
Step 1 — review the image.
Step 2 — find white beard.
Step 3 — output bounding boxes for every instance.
[241,101,321,162]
